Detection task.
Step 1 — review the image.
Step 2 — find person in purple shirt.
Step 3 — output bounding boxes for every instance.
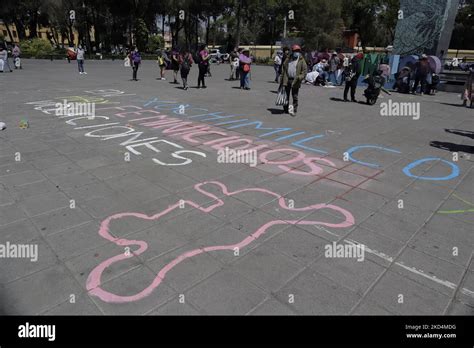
[239,48,252,90]
[197,44,210,89]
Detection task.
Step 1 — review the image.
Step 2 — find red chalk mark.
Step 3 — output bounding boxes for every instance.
[86,181,355,303]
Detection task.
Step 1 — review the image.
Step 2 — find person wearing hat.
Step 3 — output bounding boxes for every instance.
[412,54,431,95]
[239,48,252,90]
[280,44,308,116]
[343,52,364,102]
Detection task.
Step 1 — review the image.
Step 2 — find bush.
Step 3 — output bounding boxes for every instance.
[255,57,270,65]
[20,38,54,57]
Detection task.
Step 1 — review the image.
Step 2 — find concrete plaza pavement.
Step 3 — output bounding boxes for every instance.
[0,58,473,315]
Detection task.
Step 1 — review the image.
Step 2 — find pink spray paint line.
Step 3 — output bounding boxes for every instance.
[86,181,355,303]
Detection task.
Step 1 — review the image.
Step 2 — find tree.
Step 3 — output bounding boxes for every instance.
[450,0,474,50]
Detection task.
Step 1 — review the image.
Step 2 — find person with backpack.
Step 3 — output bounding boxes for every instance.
[196,44,210,89]
[343,53,363,102]
[179,48,194,90]
[239,48,252,90]
[280,45,308,116]
[130,47,141,81]
[157,50,167,80]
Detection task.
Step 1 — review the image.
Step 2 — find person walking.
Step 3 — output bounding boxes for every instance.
[274,50,283,83]
[179,48,194,90]
[239,48,252,90]
[197,44,210,89]
[412,54,431,95]
[12,44,21,69]
[343,53,363,102]
[171,48,180,83]
[157,50,167,80]
[280,45,308,116]
[76,45,86,74]
[0,45,13,72]
[130,47,141,81]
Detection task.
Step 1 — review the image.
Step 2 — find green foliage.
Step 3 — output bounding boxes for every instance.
[20,38,54,57]
[148,34,165,52]
[450,0,474,50]
[134,18,149,52]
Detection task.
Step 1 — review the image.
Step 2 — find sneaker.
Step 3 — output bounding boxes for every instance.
[83,72,87,74]
[79,72,83,74]
[420,92,424,96]
[161,77,166,80]
[202,86,207,89]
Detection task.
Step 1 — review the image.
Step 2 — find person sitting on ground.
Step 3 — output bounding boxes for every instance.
[314,59,329,83]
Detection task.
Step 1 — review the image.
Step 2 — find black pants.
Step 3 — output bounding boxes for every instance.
[132,62,139,80]
[412,73,427,93]
[284,81,300,112]
[198,64,207,87]
[344,77,358,101]
[181,68,190,88]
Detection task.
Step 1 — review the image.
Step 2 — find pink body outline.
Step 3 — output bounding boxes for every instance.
[86,181,355,303]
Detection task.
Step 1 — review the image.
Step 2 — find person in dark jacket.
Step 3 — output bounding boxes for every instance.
[280,45,308,116]
[343,53,363,102]
[412,54,431,95]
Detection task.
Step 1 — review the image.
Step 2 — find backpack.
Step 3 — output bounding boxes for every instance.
[243,63,250,72]
[181,55,191,71]
[132,52,141,64]
[193,52,201,65]
[158,56,165,66]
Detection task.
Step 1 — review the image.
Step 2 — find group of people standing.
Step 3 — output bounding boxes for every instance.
[127,44,212,89]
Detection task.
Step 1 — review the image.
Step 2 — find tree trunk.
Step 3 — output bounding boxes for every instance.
[162,15,165,37]
[235,0,242,47]
[3,20,15,43]
[13,18,26,40]
[206,15,210,45]
[195,16,199,51]
[184,13,189,50]
[28,10,39,38]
